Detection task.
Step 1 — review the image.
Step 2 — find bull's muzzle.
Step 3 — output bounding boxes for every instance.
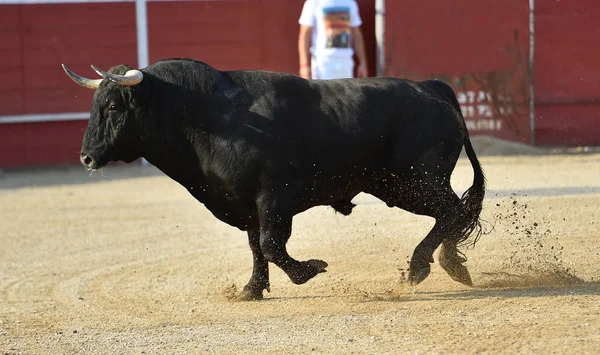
[80,153,97,170]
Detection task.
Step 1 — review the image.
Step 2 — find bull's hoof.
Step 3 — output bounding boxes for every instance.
[439,256,473,286]
[239,286,263,301]
[239,282,270,301]
[444,264,473,286]
[408,263,431,286]
[289,259,328,285]
[407,252,433,286]
[439,245,473,286]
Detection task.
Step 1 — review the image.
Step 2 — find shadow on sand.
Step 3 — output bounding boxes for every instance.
[363,270,599,303]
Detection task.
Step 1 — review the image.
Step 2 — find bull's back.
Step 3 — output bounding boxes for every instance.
[304,77,462,143]
[234,72,464,172]
[307,77,465,171]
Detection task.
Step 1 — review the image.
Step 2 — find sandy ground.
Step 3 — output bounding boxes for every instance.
[1,145,600,354]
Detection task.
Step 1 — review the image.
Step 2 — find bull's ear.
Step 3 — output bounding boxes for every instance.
[91,65,142,86]
[107,64,134,75]
[127,80,150,109]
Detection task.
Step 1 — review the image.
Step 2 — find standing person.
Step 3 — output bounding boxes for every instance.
[298,0,369,80]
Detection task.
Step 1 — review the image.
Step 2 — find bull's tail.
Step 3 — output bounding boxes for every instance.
[457,131,486,248]
[429,79,487,248]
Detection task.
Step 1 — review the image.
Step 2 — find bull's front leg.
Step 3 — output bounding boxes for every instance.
[240,229,271,301]
[256,191,328,286]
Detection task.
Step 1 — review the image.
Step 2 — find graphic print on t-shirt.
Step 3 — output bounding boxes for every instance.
[323,6,351,49]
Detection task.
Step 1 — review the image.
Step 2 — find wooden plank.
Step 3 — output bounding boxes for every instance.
[24,88,95,113]
[0,120,88,168]
[24,45,137,70]
[534,0,600,145]
[24,26,136,49]
[0,71,24,91]
[536,105,600,146]
[535,0,600,100]
[148,1,259,26]
[148,0,263,68]
[149,25,261,44]
[0,91,25,115]
[0,5,20,29]
[0,30,21,51]
[0,123,28,168]
[21,3,135,28]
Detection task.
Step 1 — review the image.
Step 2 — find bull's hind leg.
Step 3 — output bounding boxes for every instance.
[369,173,471,286]
[404,183,473,286]
[372,135,476,286]
[402,185,467,286]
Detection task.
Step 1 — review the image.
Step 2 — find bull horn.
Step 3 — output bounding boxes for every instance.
[91,65,143,86]
[61,64,102,89]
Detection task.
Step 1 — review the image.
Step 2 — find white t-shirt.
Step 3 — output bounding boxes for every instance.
[298,0,362,61]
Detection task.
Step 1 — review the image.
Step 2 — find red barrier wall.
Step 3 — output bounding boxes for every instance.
[0,2,137,168]
[0,5,24,117]
[383,0,600,146]
[383,0,531,143]
[1,0,598,168]
[0,3,137,115]
[534,0,600,146]
[0,121,88,168]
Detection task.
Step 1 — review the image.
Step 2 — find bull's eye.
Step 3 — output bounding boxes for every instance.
[109,104,117,111]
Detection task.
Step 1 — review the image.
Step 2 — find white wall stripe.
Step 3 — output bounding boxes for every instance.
[0,112,89,124]
[135,0,150,165]
[375,0,385,77]
[136,0,149,69]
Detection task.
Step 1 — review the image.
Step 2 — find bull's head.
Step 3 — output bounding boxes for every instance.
[62,64,146,170]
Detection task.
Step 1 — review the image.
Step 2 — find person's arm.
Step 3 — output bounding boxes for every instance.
[351,26,368,77]
[298,25,313,79]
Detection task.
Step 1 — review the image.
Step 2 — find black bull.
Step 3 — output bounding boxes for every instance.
[62,58,486,300]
